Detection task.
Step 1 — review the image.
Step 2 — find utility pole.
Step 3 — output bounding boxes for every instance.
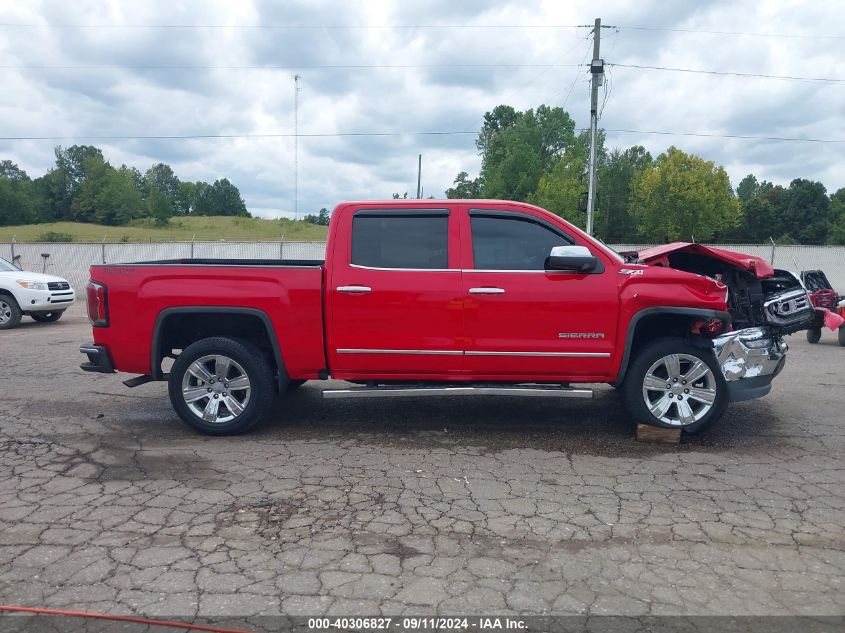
[294,74,301,219]
[416,154,422,199]
[586,18,604,236]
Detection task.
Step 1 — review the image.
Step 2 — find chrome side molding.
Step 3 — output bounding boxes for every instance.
[322,384,594,399]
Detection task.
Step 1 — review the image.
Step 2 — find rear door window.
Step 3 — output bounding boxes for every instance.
[351,212,449,269]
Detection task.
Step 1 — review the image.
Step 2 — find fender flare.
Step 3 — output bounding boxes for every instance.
[613,307,731,386]
[150,306,288,389]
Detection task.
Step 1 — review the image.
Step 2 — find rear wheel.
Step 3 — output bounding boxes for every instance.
[0,295,22,330]
[30,310,65,323]
[806,328,822,344]
[622,337,728,434]
[168,337,275,435]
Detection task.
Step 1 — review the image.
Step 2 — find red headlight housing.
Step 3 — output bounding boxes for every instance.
[86,281,109,327]
[691,317,726,338]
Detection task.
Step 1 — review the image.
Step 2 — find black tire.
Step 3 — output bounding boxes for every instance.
[30,310,65,323]
[168,337,276,435]
[287,379,306,390]
[0,294,22,330]
[621,337,729,435]
[838,326,845,347]
[806,328,822,344]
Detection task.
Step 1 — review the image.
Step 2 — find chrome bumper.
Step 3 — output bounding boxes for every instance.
[713,327,787,401]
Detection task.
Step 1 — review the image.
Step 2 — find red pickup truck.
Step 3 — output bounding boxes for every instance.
[80,200,815,435]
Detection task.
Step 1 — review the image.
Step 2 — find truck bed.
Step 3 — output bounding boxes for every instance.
[88,259,327,379]
[131,258,325,267]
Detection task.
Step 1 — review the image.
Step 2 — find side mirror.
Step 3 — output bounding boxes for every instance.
[545,245,598,273]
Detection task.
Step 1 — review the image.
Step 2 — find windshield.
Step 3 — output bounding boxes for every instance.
[589,235,626,263]
[0,258,19,272]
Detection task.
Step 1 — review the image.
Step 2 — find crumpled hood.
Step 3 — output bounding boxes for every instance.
[624,242,775,279]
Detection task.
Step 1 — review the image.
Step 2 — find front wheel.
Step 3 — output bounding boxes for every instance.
[838,326,845,347]
[30,310,65,323]
[622,337,728,434]
[168,337,275,435]
[806,328,822,344]
[0,295,22,330]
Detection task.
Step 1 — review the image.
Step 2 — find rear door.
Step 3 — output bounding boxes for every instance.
[460,207,619,380]
[327,207,464,378]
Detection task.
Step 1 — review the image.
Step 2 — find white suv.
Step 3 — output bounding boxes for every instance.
[0,258,76,329]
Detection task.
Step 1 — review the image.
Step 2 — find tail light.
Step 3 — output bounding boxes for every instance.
[86,281,109,327]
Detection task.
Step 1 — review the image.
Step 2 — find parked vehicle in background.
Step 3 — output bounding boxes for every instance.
[81,200,821,436]
[0,258,75,330]
[800,269,845,346]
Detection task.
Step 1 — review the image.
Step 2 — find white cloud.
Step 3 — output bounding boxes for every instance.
[0,0,842,219]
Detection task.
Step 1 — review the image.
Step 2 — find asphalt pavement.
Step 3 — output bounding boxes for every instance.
[0,304,843,624]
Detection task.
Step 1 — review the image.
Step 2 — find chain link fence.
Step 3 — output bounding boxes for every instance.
[6,241,327,294]
[5,240,845,296]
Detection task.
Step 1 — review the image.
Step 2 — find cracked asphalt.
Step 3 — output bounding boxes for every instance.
[0,304,843,622]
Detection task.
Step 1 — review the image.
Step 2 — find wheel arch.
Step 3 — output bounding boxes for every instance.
[151,307,288,390]
[614,307,731,386]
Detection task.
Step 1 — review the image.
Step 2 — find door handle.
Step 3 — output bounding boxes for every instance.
[337,285,372,293]
[469,287,505,294]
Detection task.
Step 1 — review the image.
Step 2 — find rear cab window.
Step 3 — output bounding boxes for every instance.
[351,210,449,269]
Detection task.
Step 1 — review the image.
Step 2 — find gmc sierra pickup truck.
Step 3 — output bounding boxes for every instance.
[80,200,817,435]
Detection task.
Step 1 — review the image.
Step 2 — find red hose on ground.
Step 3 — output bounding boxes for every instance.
[0,605,254,633]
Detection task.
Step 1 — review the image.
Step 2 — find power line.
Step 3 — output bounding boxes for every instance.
[0,63,586,71]
[1,129,841,143]
[0,22,585,30]
[0,22,839,39]
[616,25,845,40]
[603,129,845,143]
[609,63,845,84]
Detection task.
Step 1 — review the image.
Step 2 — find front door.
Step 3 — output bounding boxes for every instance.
[328,207,464,378]
[461,208,619,380]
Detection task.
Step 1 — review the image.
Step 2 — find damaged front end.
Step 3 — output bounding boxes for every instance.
[627,242,817,335]
[712,326,788,401]
[625,242,818,402]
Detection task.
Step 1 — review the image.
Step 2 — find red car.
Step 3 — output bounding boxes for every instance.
[80,200,816,435]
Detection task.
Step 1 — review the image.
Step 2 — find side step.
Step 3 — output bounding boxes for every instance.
[322,384,593,400]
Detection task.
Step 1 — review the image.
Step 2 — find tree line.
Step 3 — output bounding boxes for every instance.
[0,145,249,227]
[446,104,845,245]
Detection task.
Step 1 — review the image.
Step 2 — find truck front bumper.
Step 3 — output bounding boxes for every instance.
[80,343,115,373]
[713,327,787,402]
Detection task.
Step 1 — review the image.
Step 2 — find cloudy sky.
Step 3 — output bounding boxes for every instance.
[0,0,843,219]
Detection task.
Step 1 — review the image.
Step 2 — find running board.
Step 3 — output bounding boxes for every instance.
[322,385,593,399]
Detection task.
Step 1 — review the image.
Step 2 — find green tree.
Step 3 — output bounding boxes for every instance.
[476,105,576,201]
[826,188,845,244]
[445,172,482,199]
[631,146,741,242]
[303,207,330,225]
[147,187,174,226]
[776,178,829,244]
[70,155,112,223]
[595,145,651,241]
[192,179,249,216]
[145,163,184,214]
[530,131,596,227]
[735,174,761,204]
[0,161,38,225]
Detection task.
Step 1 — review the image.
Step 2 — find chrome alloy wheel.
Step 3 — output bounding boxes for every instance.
[181,354,251,424]
[0,300,10,324]
[641,353,717,426]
